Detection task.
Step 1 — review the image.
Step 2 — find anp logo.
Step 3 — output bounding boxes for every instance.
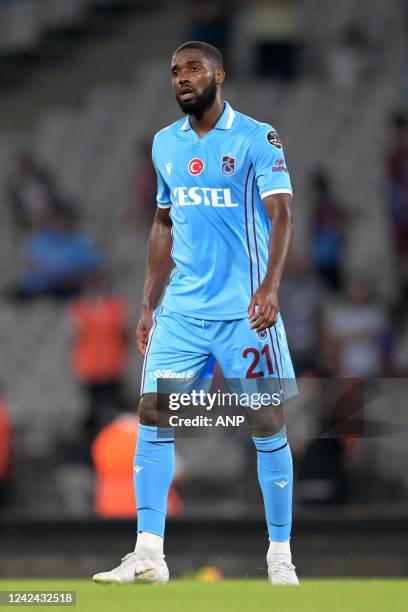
[188,158,204,175]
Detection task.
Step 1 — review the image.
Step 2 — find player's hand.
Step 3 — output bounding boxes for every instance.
[248,283,279,331]
[136,307,154,356]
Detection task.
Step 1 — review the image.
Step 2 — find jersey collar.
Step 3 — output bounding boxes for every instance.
[180,101,235,131]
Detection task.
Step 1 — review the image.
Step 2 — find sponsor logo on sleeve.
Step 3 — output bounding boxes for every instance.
[188,158,204,175]
[272,157,288,173]
[266,130,282,149]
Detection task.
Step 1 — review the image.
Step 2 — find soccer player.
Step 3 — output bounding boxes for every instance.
[93,41,299,586]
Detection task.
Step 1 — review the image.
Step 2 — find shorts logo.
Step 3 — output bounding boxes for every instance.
[149,369,196,381]
[188,158,204,175]
[258,330,268,342]
[266,130,282,149]
[221,155,235,176]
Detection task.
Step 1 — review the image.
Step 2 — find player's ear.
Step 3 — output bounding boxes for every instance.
[215,67,225,85]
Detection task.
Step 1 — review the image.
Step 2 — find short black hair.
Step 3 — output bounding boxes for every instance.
[173,41,223,68]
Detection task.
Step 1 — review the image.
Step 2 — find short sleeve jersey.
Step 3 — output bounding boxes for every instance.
[152,101,292,320]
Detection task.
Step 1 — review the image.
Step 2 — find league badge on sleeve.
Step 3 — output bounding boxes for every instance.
[221,155,235,176]
[266,130,282,149]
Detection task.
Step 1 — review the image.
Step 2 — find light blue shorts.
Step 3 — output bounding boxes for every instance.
[141,307,297,399]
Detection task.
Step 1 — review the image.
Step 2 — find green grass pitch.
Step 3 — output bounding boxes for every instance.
[1,579,408,612]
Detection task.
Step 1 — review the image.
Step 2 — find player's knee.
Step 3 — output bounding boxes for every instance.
[138,393,159,426]
[244,403,285,438]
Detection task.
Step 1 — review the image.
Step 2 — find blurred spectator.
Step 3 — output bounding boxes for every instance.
[310,168,347,292]
[185,0,231,66]
[386,111,408,302]
[232,0,302,79]
[9,207,100,301]
[280,252,322,374]
[292,375,364,506]
[91,413,185,518]
[297,436,350,505]
[127,142,156,226]
[68,273,130,439]
[393,317,408,375]
[327,24,369,91]
[322,279,389,377]
[0,391,12,502]
[8,151,57,231]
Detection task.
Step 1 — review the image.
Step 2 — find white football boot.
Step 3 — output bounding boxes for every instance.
[92,551,169,585]
[267,554,300,586]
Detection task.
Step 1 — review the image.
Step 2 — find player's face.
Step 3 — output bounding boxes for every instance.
[171,49,222,116]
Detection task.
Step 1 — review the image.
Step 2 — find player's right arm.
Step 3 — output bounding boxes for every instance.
[137,206,173,356]
[137,135,173,356]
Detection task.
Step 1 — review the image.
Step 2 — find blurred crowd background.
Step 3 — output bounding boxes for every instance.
[0,0,408,524]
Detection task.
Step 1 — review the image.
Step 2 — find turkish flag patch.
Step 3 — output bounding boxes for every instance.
[188,158,204,175]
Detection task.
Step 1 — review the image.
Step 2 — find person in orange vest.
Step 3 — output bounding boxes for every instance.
[68,272,130,438]
[91,413,184,518]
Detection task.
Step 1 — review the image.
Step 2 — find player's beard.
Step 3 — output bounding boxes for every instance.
[176,78,217,119]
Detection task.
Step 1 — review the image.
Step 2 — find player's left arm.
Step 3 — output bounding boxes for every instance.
[248,193,293,331]
[248,125,294,331]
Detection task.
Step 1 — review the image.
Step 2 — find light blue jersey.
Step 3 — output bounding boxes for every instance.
[136,103,296,546]
[153,101,292,320]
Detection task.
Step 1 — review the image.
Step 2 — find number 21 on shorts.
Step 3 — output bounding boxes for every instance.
[242,345,274,378]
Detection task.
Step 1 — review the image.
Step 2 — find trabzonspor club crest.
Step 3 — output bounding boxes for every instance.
[258,329,268,342]
[221,155,235,176]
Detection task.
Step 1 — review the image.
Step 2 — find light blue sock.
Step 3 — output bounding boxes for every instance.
[134,424,174,537]
[253,426,293,541]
